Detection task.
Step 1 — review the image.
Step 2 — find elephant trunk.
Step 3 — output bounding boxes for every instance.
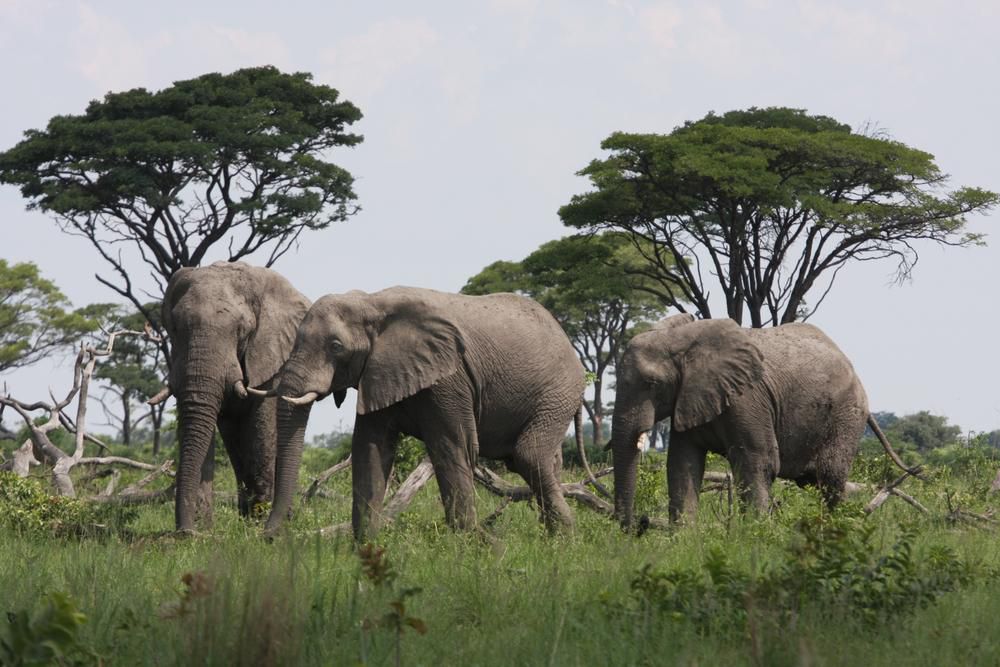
[172,343,242,533]
[264,364,315,536]
[264,401,311,536]
[174,381,225,532]
[610,398,656,530]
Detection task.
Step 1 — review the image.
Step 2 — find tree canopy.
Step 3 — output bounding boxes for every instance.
[0,66,363,326]
[0,260,106,374]
[463,232,670,445]
[560,107,999,326]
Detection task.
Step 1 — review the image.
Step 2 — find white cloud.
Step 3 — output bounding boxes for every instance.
[795,0,907,64]
[71,3,291,95]
[72,3,164,93]
[639,2,682,50]
[319,18,439,103]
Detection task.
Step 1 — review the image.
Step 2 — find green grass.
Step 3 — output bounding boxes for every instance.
[3,450,1000,665]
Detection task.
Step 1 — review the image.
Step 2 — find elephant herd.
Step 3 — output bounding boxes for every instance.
[157,261,908,539]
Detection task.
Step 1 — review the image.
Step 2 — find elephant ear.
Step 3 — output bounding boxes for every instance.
[356,303,465,415]
[652,312,696,331]
[333,389,347,408]
[245,282,312,389]
[673,319,764,432]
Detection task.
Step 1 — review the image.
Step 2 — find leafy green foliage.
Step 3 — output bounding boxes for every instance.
[0,472,135,536]
[0,260,108,372]
[561,106,999,326]
[91,304,168,448]
[357,544,427,665]
[885,410,962,453]
[0,66,363,315]
[613,513,974,636]
[1,592,95,666]
[393,436,426,484]
[633,455,668,516]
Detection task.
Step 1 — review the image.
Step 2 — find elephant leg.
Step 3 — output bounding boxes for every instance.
[667,436,706,523]
[812,438,858,510]
[422,422,478,531]
[351,414,398,541]
[727,438,777,514]
[508,418,575,533]
[218,415,252,517]
[240,398,277,515]
[414,382,480,531]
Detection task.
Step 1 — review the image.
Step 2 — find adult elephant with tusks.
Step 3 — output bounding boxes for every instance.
[156,261,311,534]
[609,313,915,530]
[252,286,587,540]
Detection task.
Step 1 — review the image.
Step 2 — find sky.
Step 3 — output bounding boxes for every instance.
[1,0,998,441]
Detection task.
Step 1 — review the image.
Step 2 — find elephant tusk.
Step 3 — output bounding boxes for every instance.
[245,386,278,397]
[636,432,650,452]
[282,391,319,406]
[147,385,172,405]
[233,379,248,399]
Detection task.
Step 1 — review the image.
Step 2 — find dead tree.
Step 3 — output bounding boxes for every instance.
[0,329,174,499]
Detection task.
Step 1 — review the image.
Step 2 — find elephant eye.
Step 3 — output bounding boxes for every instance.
[330,339,344,352]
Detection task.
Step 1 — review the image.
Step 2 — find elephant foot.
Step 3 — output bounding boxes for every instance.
[172,527,203,540]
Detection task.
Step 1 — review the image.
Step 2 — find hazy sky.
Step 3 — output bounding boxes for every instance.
[2,0,998,439]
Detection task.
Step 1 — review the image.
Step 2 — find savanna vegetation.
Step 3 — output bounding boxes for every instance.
[3,427,1000,665]
[2,70,1000,666]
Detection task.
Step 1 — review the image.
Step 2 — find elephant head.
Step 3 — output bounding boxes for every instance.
[263,288,467,535]
[609,314,764,528]
[162,261,310,532]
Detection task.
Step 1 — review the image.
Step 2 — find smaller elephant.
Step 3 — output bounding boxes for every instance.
[609,314,909,528]
[257,286,587,539]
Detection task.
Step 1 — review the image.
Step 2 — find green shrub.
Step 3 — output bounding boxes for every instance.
[611,511,974,635]
[393,436,426,483]
[634,454,667,516]
[0,472,136,536]
[1,591,96,666]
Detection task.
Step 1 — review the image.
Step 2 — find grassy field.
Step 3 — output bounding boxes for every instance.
[3,446,1000,666]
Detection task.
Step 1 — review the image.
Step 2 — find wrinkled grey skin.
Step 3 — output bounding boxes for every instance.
[610,314,870,528]
[162,261,311,533]
[265,286,587,539]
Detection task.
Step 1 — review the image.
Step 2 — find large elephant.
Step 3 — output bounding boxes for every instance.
[159,261,311,532]
[257,286,587,539]
[609,313,909,528]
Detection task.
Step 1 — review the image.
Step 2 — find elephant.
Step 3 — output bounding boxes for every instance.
[158,261,311,533]
[255,286,587,539]
[609,313,910,528]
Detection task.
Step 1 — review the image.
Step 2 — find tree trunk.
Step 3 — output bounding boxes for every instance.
[592,377,604,448]
[151,405,162,456]
[121,392,132,447]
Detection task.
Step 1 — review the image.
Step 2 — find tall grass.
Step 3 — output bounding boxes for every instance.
[3,450,1000,665]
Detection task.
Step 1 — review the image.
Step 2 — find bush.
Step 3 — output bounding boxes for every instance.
[1,592,96,665]
[609,511,974,636]
[393,436,426,483]
[0,472,136,536]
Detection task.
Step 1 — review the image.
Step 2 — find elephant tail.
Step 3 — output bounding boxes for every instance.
[867,414,922,477]
[576,404,612,500]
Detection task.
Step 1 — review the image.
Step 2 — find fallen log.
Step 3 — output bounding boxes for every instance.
[317,458,435,537]
[304,455,352,500]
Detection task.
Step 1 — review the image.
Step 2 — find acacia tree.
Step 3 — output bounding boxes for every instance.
[0,66,363,332]
[560,107,998,327]
[93,305,167,452]
[0,259,105,374]
[462,233,669,445]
